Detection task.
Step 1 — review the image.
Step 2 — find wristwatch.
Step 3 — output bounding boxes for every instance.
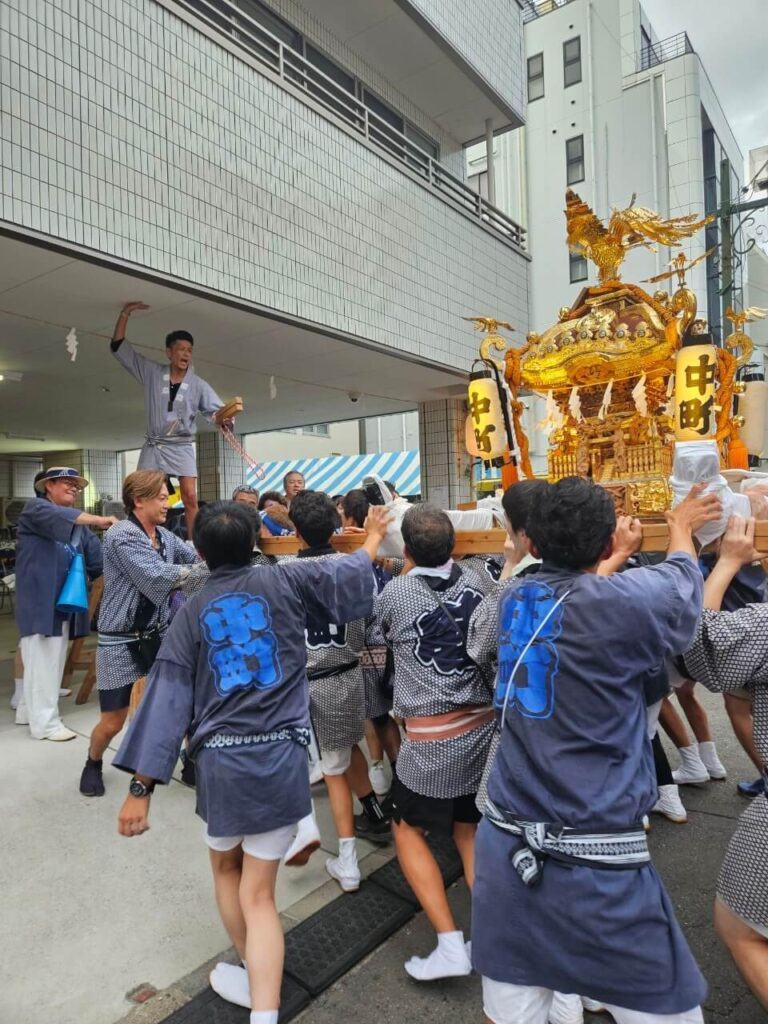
[129,777,155,798]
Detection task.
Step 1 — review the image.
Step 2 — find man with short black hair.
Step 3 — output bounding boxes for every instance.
[114,500,391,1020]
[377,502,496,981]
[283,471,305,509]
[469,478,721,1024]
[110,302,233,538]
[289,491,391,890]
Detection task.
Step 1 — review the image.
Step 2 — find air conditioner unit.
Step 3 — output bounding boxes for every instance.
[100,500,126,519]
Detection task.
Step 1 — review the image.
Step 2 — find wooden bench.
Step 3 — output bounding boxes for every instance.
[61,576,104,705]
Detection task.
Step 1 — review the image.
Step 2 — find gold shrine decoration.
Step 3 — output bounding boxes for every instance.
[467,367,507,460]
[674,340,717,440]
[565,189,714,285]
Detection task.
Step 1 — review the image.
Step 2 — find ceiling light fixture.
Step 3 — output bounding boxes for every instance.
[0,370,23,382]
[3,431,47,442]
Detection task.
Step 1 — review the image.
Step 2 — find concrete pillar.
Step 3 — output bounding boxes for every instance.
[197,430,248,503]
[417,398,471,507]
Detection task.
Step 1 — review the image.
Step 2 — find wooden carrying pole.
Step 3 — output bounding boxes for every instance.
[259,521,768,558]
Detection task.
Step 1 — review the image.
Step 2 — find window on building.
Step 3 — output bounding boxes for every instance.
[468,171,489,200]
[303,43,357,121]
[563,36,582,87]
[236,0,301,50]
[527,53,544,101]
[566,135,585,185]
[302,423,330,437]
[569,252,588,283]
[405,123,438,161]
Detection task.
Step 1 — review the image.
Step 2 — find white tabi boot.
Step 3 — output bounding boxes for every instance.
[698,740,727,780]
[672,744,710,785]
[651,784,688,823]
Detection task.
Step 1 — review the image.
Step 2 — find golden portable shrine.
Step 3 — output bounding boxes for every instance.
[465,189,767,518]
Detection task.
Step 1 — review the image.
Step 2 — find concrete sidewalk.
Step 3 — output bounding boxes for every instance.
[1,609,764,1024]
[0,630,396,1024]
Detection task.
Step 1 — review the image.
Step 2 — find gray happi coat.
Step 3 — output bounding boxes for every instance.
[113,339,223,477]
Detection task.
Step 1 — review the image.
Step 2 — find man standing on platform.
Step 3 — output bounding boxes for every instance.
[15,468,115,741]
[111,302,234,537]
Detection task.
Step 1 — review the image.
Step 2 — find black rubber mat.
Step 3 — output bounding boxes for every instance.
[283,880,414,995]
[159,972,310,1024]
[368,833,464,906]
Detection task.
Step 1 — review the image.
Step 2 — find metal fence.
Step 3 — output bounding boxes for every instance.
[521,0,578,24]
[175,0,526,251]
[639,31,694,72]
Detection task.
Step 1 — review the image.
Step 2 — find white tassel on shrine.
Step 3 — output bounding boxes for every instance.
[632,373,648,416]
[538,389,560,433]
[568,385,584,422]
[598,379,614,421]
[65,328,78,362]
[664,373,675,417]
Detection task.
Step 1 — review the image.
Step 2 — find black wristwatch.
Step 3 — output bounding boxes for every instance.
[129,777,155,798]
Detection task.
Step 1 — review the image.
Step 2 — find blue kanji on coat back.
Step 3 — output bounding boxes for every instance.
[413,587,484,676]
[201,591,282,695]
[496,580,564,719]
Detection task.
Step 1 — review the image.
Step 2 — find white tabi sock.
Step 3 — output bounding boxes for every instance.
[338,836,357,865]
[404,929,472,981]
[250,1012,278,1024]
[11,678,23,709]
[209,962,250,1008]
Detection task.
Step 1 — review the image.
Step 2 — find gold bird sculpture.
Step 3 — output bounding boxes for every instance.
[565,190,714,285]
[463,316,515,334]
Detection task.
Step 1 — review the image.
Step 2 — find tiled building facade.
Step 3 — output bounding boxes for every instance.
[0,0,529,501]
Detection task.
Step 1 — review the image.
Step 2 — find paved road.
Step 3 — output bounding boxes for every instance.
[296,688,766,1023]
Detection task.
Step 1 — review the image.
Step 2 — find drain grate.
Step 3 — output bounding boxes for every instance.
[283,880,414,995]
[159,972,310,1024]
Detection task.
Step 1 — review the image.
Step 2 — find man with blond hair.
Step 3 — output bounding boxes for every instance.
[79,470,197,796]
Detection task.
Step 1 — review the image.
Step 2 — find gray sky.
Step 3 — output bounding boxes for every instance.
[641,0,766,176]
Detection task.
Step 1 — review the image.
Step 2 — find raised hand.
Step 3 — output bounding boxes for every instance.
[364,504,393,543]
[665,482,722,534]
[717,515,760,568]
[612,515,643,560]
[121,301,150,316]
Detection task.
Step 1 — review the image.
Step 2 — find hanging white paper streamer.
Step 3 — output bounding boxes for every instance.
[65,328,78,362]
[598,379,613,421]
[269,375,277,400]
[568,385,584,422]
[632,373,648,416]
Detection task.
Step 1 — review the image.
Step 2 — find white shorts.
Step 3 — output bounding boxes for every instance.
[481,978,704,1024]
[319,746,352,776]
[204,823,297,861]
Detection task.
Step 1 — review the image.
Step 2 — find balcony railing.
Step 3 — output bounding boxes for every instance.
[173,0,526,252]
[521,0,578,24]
[639,31,694,72]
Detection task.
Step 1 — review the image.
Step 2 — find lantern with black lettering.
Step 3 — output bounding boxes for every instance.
[674,328,717,441]
[467,365,507,461]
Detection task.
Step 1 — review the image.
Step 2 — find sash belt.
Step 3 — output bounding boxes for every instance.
[307,659,360,682]
[202,727,311,750]
[145,433,193,447]
[405,705,495,741]
[485,797,650,888]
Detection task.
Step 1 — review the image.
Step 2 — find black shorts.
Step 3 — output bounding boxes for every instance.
[390,773,481,836]
[98,683,134,712]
